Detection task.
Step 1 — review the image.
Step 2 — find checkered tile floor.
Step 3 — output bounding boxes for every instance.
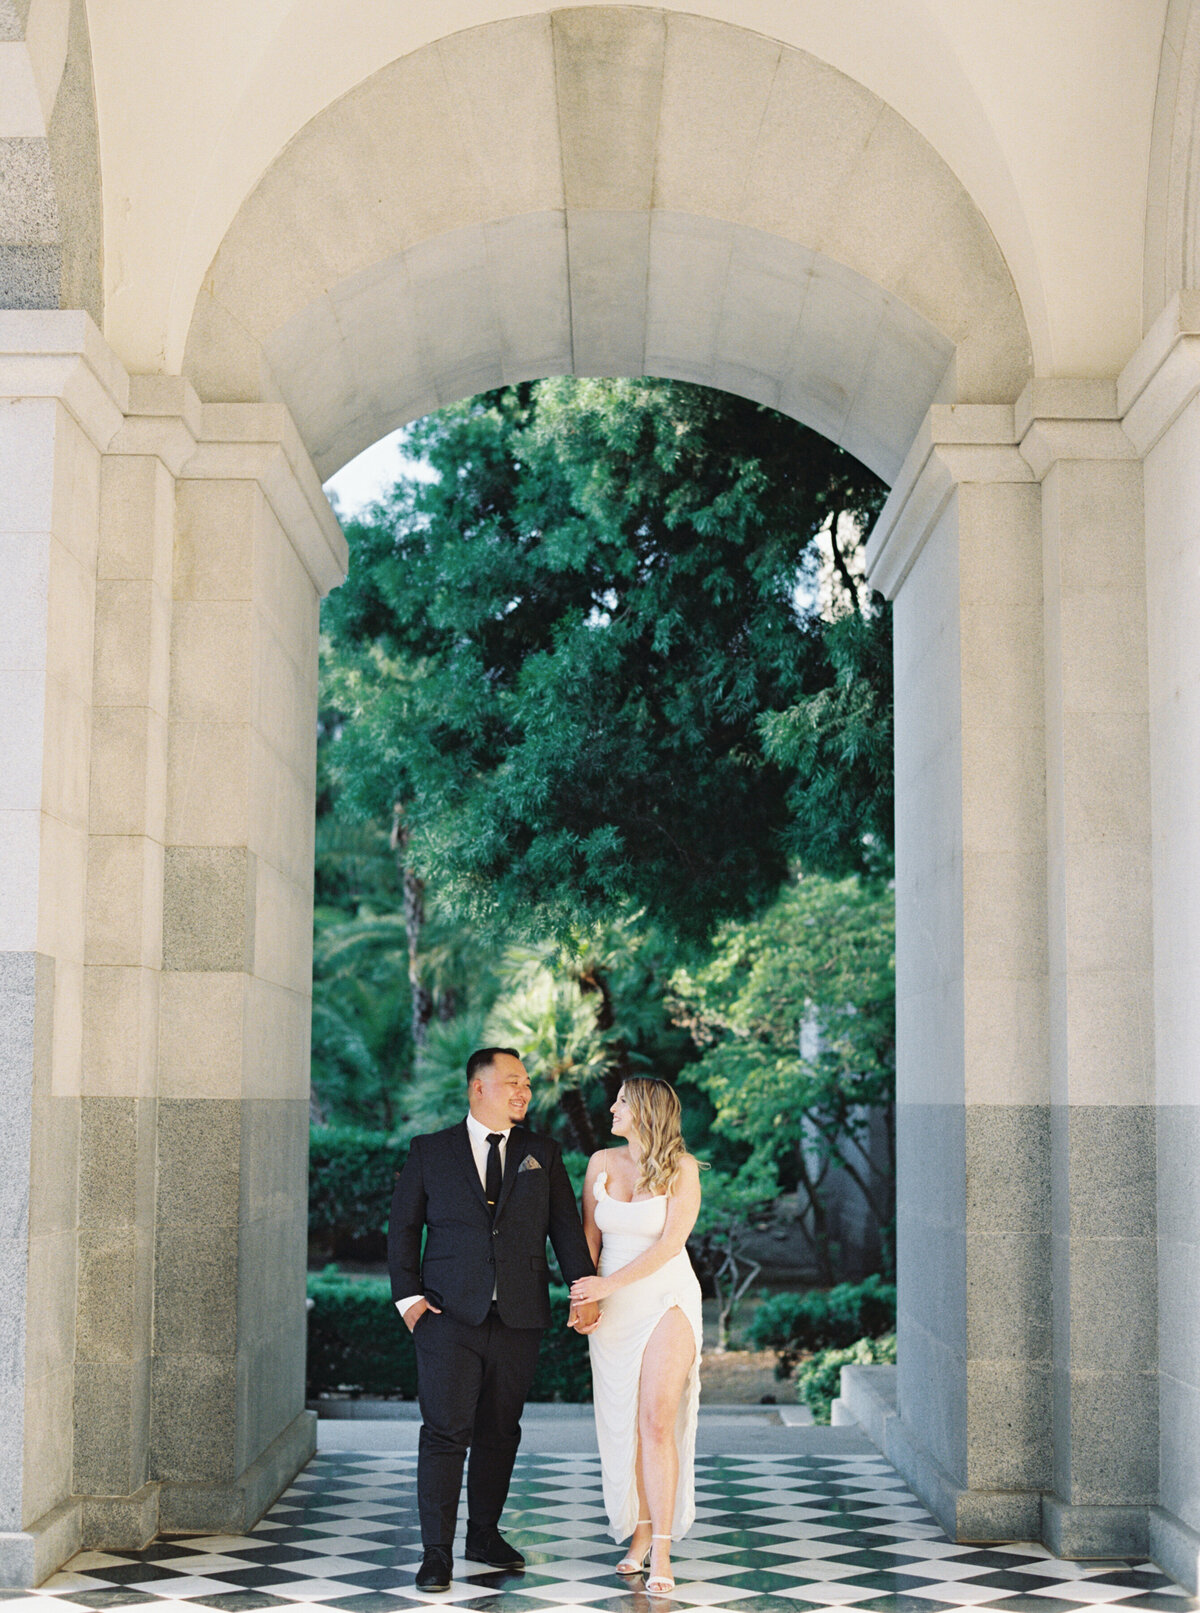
[4,1453,1196,1613]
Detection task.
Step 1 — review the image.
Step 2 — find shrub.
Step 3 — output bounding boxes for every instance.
[306,1271,593,1402]
[307,1270,420,1399]
[308,1127,408,1258]
[745,1274,897,1378]
[797,1332,897,1425]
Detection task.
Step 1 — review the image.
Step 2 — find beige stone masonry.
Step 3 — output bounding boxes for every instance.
[0,312,339,1577]
[865,400,1050,1519]
[0,309,130,1582]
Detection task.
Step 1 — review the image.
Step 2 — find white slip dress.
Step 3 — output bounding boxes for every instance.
[587,1169,703,1542]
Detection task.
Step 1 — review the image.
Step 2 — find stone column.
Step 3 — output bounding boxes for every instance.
[0,311,127,1585]
[861,404,1052,1539]
[150,402,345,1533]
[1118,296,1200,1587]
[0,312,346,1583]
[71,379,197,1549]
[1019,383,1158,1559]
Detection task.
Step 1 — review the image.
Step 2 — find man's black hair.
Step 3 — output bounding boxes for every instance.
[466,1046,521,1086]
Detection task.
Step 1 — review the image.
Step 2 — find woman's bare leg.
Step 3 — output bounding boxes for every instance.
[636,1307,696,1585]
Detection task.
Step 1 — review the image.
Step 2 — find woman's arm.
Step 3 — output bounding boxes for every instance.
[569,1156,702,1304]
[580,1149,606,1268]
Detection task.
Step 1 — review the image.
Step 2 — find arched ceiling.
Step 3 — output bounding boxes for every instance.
[84,0,1168,381]
[255,215,956,485]
[180,9,1030,484]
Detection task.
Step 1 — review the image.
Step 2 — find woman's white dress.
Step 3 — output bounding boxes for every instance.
[588,1169,703,1542]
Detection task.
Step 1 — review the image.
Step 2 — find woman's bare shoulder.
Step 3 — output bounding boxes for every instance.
[586,1145,630,1175]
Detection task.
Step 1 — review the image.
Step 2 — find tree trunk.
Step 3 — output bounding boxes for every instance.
[578,963,633,1103]
[391,806,435,1052]
[711,1264,729,1353]
[559,1086,598,1154]
[795,1144,836,1284]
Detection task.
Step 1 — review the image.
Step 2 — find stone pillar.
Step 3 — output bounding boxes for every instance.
[1019,383,1158,1559]
[150,402,344,1533]
[71,379,196,1549]
[863,405,1052,1539]
[1121,293,1200,1589]
[0,310,346,1584]
[0,310,127,1585]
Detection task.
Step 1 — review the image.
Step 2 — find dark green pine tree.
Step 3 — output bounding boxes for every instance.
[322,377,889,942]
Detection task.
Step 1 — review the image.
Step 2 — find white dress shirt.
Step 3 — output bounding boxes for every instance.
[395,1113,512,1318]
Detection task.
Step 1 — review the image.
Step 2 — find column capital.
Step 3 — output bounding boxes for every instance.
[1014,378,1136,479]
[180,402,347,596]
[1118,290,1200,456]
[864,403,1032,599]
[105,376,204,474]
[0,308,129,449]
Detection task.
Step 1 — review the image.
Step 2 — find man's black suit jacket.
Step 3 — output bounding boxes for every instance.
[387,1121,595,1329]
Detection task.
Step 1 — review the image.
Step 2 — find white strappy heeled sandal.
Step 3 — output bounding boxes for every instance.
[646,1534,675,1595]
[616,1520,652,1575]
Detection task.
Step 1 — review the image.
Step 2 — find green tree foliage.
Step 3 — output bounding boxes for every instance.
[671,871,895,1277]
[310,911,414,1130]
[322,378,886,943]
[797,1332,897,1424]
[760,605,894,878]
[745,1275,897,1378]
[688,1161,779,1350]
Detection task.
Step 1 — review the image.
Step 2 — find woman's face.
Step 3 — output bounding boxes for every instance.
[610,1086,631,1138]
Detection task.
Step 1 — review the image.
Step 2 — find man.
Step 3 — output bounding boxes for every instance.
[388,1047,600,1592]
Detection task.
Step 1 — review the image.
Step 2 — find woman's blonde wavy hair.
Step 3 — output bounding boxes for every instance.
[622,1077,688,1197]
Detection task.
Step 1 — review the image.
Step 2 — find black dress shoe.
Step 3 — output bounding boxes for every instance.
[415,1545,453,1590]
[464,1523,525,1570]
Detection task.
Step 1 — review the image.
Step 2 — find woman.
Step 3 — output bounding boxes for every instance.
[569,1078,703,1596]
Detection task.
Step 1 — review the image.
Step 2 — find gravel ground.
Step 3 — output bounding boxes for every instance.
[698,1347,789,1404]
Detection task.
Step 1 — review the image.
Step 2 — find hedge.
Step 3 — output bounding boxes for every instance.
[306,1271,594,1402]
[308,1127,407,1258]
[796,1332,897,1424]
[744,1275,897,1378]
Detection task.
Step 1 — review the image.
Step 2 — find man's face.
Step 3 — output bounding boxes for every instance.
[469,1053,531,1130]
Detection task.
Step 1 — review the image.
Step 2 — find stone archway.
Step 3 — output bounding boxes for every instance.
[4,1,1197,1592]
[166,5,1054,1564]
[183,8,1029,462]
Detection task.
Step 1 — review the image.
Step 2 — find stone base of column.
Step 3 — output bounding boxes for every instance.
[0,1498,83,1589]
[1041,1495,1148,1559]
[81,1484,161,1552]
[835,1365,1041,1540]
[1149,1506,1200,1595]
[158,1409,316,1536]
[0,1412,314,1587]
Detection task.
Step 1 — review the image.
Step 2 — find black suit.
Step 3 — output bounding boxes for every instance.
[388,1120,595,1545]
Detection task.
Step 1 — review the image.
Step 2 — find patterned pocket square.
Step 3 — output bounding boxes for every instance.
[518,1155,542,1172]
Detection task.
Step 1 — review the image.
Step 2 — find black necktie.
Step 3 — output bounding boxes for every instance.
[485,1133,504,1217]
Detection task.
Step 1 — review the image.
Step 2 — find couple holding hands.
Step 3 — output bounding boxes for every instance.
[388,1048,704,1595]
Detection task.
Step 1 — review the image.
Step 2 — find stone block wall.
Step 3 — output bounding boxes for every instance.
[1138,344,1200,1590]
[0,315,343,1585]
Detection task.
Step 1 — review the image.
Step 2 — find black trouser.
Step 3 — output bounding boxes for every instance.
[411,1304,543,1548]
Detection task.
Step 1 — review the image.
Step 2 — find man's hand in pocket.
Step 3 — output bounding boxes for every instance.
[403,1297,442,1332]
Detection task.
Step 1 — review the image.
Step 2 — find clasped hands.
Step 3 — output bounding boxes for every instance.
[569,1273,613,1335]
[570,1275,612,1334]
[568,1292,601,1334]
